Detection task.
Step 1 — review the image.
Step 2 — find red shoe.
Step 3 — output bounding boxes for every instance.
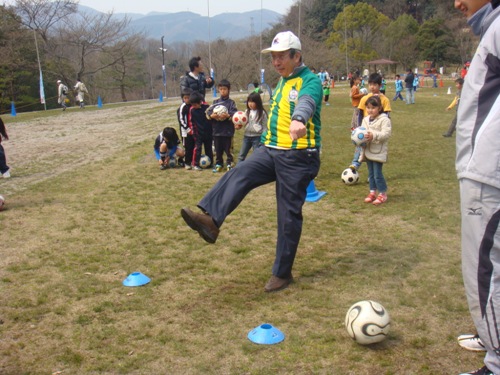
[373,193,387,206]
[364,192,377,203]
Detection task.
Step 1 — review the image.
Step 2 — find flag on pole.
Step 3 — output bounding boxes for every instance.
[39,70,46,104]
[162,65,166,87]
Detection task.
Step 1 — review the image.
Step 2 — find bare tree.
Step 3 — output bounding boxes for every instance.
[13,0,78,43]
[104,34,144,102]
[52,12,132,78]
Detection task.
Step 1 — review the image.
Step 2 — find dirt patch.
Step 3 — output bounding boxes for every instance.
[1,101,176,195]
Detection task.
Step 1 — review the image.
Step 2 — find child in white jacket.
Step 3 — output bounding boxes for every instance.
[237,92,268,162]
[362,95,392,205]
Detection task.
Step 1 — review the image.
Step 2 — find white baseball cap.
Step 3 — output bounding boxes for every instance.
[261,31,301,54]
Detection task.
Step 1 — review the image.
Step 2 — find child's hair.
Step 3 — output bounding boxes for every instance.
[395,74,401,79]
[189,91,203,105]
[455,78,464,85]
[253,81,259,88]
[368,73,382,85]
[366,95,383,111]
[162,127,180,144]
[180,88,193,99]
[0,117,8,140]
[349,75,360,88]
[218,79,231,90]
[246,92,267,123]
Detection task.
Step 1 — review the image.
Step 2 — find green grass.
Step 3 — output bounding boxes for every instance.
[0,81,480,374]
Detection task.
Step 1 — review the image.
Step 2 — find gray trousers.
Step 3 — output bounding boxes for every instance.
[198,145,320,278]
[444,115,457,136]
[460,179,500,373]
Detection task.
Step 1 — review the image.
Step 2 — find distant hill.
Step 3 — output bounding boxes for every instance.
[78,5,282,42]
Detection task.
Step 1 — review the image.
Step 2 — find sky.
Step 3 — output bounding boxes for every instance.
[77,0,296,17]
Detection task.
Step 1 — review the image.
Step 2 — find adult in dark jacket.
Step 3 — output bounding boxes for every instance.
[180,56,214,99]
[404,69,415,104]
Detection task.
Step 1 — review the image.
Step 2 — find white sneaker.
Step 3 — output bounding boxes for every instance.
[457,334,486,352]
[2,169,11,178]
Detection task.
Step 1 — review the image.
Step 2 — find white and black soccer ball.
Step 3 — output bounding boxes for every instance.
[213,105,228,117]
[341,168,359,185]
[345,300,391,345]
[199,155,211,169]
[0,194,5,211]
[360,87,368,95]
[351,126,368,147]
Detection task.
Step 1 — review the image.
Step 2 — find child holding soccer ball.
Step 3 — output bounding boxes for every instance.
[237,92,268,162]
[205,79,238,172]
[361,95,392,206]
[349,73,391,171]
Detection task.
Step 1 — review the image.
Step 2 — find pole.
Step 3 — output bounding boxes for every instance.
[207,0,215,97]
[298,0,301,39]
[259,0,262,79]
[33,29,46,110]
[207,0,212,71]
[344,6,349,75]
[161,36,167,99]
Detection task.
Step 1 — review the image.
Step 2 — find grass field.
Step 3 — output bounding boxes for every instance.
[0,81,484,374]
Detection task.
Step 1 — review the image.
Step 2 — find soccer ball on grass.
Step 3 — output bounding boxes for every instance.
[199,155,211,169]
[341,168,359,185]
[345,300,390,345]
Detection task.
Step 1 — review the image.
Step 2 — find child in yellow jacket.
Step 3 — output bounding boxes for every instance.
[443,78,464,137]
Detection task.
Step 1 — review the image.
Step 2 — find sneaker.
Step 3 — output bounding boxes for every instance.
[264,274,293,292]
[2,169,11,178]
[459,366,494,375]
[192,166,203,171]
[181,207,219,244]
[212,164,222,173]
[349,164,357,172]
[457,334,486,352]
[364,192,377,203]
[443,133,452,137]
[226,163,233,171]
[184,165,192,170]
[160,164,168,170]
[373,193,387,206]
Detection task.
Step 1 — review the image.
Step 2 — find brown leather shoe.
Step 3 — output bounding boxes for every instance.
[181,207,219,244]
[264,275,293,292]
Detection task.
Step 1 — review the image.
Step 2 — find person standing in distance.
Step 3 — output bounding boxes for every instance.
[57,80,68,111]
[180,56,214,100]
[74,78,89,109]
[453,0,500,374]
[181,31,322,293]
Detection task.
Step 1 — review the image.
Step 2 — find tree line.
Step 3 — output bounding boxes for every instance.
[0,0,476,113]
